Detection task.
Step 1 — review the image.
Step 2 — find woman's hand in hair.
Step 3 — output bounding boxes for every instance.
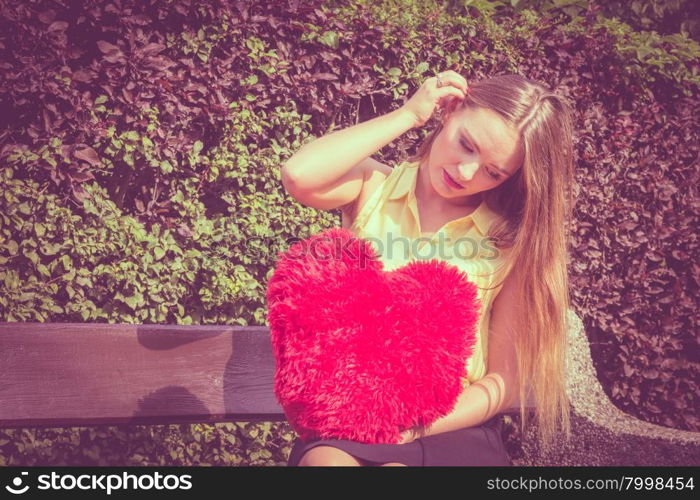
[400,70,468,129]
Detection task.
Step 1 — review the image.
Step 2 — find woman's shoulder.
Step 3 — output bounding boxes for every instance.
[341,159,394,228]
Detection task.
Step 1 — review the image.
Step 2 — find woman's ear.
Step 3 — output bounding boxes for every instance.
[442,100,463,125]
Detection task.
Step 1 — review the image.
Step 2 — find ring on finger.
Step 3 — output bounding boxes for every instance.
[436,72,444,88]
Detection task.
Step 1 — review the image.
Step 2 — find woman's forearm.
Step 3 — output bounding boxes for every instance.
[423,374,510,437]
[282,108,415,193]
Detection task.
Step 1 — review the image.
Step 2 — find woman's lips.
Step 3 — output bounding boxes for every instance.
[442,168,464,189]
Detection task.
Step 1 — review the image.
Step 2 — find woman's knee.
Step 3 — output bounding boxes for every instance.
[297,445,364,466]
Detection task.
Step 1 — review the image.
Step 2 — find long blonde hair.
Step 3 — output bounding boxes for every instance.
[406,74,577,449]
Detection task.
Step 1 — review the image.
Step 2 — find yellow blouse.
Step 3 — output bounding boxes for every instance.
[346,159,508,389]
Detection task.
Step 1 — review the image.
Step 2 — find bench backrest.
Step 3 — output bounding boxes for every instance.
[0,322,531,429]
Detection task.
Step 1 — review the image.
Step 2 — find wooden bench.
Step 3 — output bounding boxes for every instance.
[1,310,698,465]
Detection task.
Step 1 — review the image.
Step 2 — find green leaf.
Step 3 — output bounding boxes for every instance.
[95,95,108,104]
[41,243,62,256]
[123,291,145,310]
[123,152,134,167]
[75,276,92,287]
[159,160,173,174]
[24,250,39,265]
[64,268,76,281]
[319,31,339,49]
[4,270,19,290]
[154,247,166,260]
[636,46,653,60]
[6,240,18,255]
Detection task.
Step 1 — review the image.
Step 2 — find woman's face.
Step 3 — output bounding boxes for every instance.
[423,105,524,204]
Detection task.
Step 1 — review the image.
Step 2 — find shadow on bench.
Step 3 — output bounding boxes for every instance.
[1,310,697,466]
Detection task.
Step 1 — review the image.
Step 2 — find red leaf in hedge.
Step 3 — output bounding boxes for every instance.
[97,40,125,63]
[125,14,151,26]
[38,9,57,24]
[177,223,194,238]
[71,69,94,83]
[122,88,134,104]
[104,52,126,64]
[71,166,96,182]
[143,56,175,71]
[137,42,166,58]
[48,21,68,32]
[72,183,90,202]
[97,40,120,54]
[311,72,338,81]
[74,147,100,166]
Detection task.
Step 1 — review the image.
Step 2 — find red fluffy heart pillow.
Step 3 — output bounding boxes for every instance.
[266,227,481,444]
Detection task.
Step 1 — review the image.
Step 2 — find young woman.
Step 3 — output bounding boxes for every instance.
[280,71,576,466]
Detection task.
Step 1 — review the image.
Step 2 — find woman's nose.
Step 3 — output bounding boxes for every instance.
[456,163,479,182]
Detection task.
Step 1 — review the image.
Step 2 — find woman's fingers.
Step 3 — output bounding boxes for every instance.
[438,86,466,108]
[436,70,469,94]
[397,429,413,444]
[400,70,469,128]
[435,71,468,110]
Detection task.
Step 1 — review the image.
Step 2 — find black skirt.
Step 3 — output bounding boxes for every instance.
[287,416,510,466]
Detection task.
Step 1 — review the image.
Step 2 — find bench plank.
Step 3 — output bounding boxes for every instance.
[0,323,285,428]
[0,322,527,429]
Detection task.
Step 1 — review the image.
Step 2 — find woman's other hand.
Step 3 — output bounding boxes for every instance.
[400,70,469,129]
[397,425,426,444]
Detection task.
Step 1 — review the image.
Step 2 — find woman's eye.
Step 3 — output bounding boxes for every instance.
[461,139,500,180]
